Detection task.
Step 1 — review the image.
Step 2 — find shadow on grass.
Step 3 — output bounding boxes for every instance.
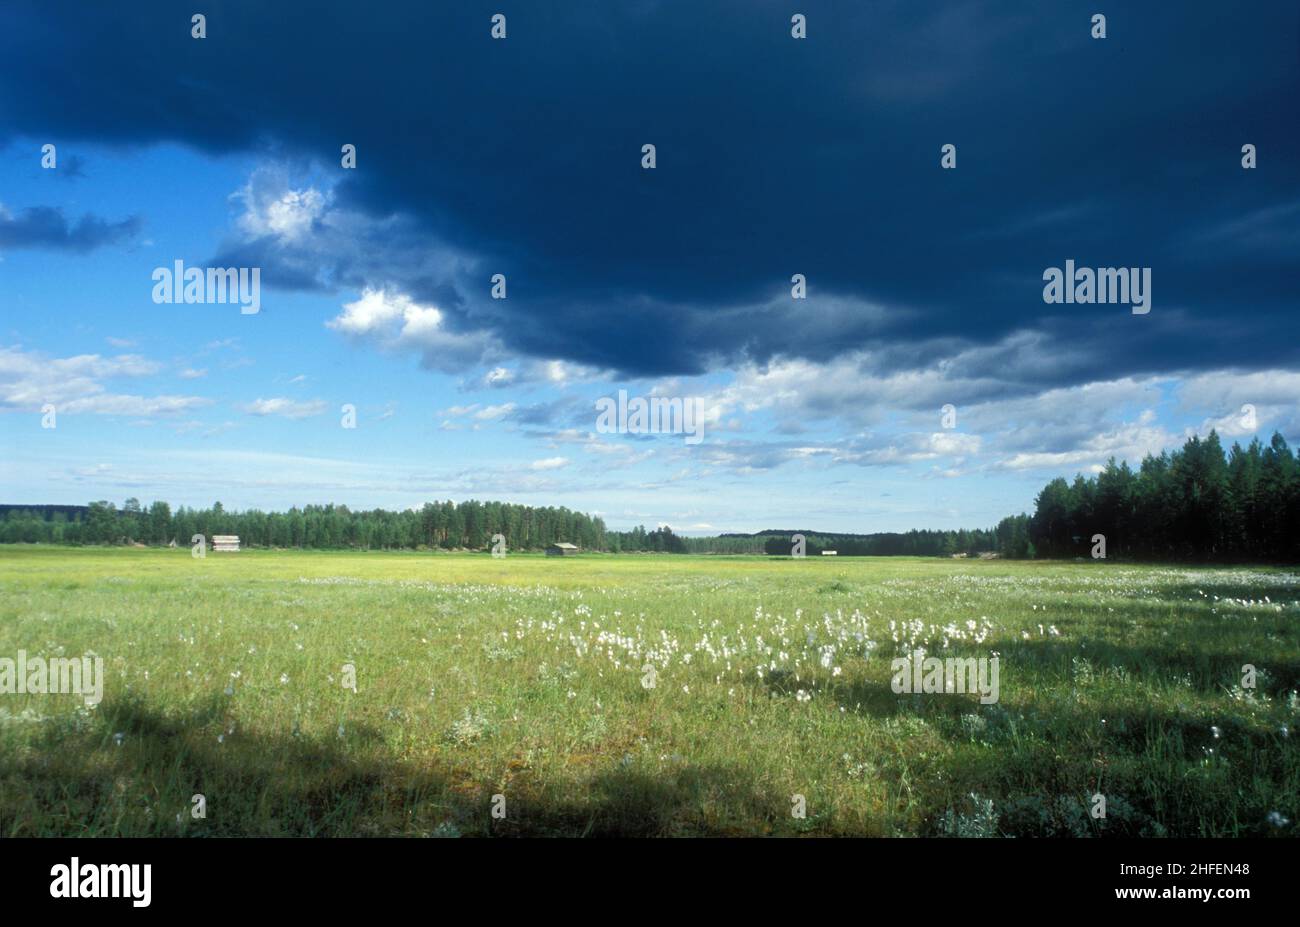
[742,647,1297,836]
[493,764,784,837]
[0,694,439,836]
[0,694,788,837]
[1002,635,1300,699]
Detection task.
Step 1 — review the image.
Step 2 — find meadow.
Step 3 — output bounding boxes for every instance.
[0,546,1296,837]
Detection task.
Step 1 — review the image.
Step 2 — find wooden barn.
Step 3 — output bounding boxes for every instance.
[545,542,579,557]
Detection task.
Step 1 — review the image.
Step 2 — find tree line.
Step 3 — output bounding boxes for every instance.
[751,530,996,557]
[0,499,704,555]
[0,499,611,551]
[2,430,1295,561]
[681,431,1299,562]
[1015,431,1299,562]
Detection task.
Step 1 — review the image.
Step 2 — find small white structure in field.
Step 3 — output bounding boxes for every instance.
[821,550,838,556]
[546,542,579,557]
[213,535,241,552]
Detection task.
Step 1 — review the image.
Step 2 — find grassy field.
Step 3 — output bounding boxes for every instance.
[1,546,1297,837]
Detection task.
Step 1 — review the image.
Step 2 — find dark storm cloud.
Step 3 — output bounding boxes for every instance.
[206,238,333,294]
[1,0,1296,381]
[0,205,142,252]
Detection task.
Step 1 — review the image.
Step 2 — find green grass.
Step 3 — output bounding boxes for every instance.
[0,546,1297,837]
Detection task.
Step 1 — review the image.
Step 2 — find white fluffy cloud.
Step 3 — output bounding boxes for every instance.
[234,166,326,242]
[328,288,494,372]
[238,397,329,419]
[602,341,1297,478]
[0,345,209,417]
[530,456,569,471]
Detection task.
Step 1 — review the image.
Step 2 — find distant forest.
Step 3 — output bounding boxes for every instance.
[1016,430,1298,562]
[1,431,1296,562]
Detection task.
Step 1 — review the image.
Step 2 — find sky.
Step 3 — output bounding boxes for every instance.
[1,0,1297,534]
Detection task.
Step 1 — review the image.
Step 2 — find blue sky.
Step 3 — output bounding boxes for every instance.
[1,1,1297,533]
